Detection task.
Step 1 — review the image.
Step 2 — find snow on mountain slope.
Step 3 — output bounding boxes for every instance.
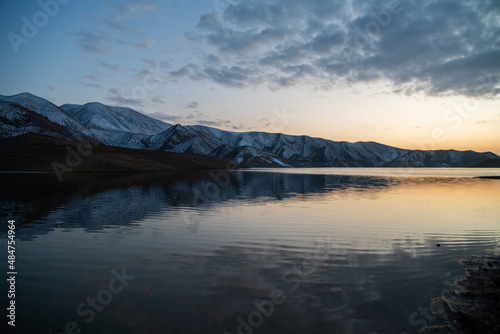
[145,123,497,167]
[384,149,499,167]
[0,100,78,140]
[60,102,171,147]
[59,104,80,111]
[147,124,227,153]
[1,93,87,139]
[61,103,170,134]
[1,93,497,167]
[146,124,405,166]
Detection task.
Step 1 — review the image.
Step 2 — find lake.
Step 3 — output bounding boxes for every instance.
[1,168,500,333]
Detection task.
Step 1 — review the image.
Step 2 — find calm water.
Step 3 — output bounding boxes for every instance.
[1,169,499,334]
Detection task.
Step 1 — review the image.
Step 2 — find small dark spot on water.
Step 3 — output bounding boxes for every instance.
[436,244,441,247]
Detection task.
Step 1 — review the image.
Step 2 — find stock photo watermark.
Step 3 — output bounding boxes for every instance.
[415,75,497,151]
[224,236,334,334]
[6,220,17,327]
[400,276,459,334]
[180,106,295,228]
[7,0,72,54]
[342,0,403,69]
[48,267,135,334]
[212,0,237,16]
[129,61,169,104]
[51,139,97,182]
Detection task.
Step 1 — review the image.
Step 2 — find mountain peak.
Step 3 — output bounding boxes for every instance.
[59,99,171,146]
[1,92,88,138]
[2,92,57,108]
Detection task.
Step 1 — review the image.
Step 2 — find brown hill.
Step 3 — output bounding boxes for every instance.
[0,133,235,175]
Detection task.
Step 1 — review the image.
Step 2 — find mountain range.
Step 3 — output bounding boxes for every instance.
[1,92,498,168]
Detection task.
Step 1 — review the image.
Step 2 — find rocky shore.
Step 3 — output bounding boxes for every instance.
[427,249,500,333]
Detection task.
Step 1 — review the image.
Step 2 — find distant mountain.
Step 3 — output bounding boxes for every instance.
[145,125,411,167]
[60,102,171,148]
[0,93,498,168]
[471,158,500,168]
[145,124,497,167]
[383,150,500,167]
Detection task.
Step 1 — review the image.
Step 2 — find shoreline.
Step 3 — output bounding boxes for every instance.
[427,249,500,333]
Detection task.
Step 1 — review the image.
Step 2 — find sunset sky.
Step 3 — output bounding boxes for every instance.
[1,0,499,154]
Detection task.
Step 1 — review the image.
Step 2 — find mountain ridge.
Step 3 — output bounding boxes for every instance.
[0,92,498,168]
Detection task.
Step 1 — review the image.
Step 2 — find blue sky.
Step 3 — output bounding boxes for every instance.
[1,0,499,153]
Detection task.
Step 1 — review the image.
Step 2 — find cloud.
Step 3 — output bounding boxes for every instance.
[203,65,259,88]
[80,82,102,89]
[132,37,155,50]
[146,112,181,123]
[73,31,111,54]
[74,0,157,55]
[133,59,169,83]
[475,119,495,125]
[144,111,240,129]
[151,95,165,104]
[171,0,500,98]
[150,108,240,129]
[231,123,245,130]
[106,88,144,107]
[100,61,122,72]
[186,101,199,109]
[79,75,102,88]
[196,120,225,127]
[94,0,158,33]
[107,0,157,21]
[193,119,234,128]
[117,36,155,50]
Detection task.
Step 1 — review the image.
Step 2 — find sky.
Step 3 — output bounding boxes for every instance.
[1,0,499,154]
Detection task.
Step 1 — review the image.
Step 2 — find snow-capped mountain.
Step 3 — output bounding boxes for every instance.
[383,149,498,167]
[0,93,498,167]
[146,125,497,167]
[0,100,77,140]
[60,102,171,148]
[1,93,88,140]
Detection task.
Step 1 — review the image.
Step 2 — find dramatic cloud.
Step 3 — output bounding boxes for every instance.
[172,0,500,98]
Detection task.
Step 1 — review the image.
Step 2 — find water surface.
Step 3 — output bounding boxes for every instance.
[1,169,499,333]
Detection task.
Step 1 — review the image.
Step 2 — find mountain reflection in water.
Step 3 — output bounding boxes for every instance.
[0,170,499,334]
